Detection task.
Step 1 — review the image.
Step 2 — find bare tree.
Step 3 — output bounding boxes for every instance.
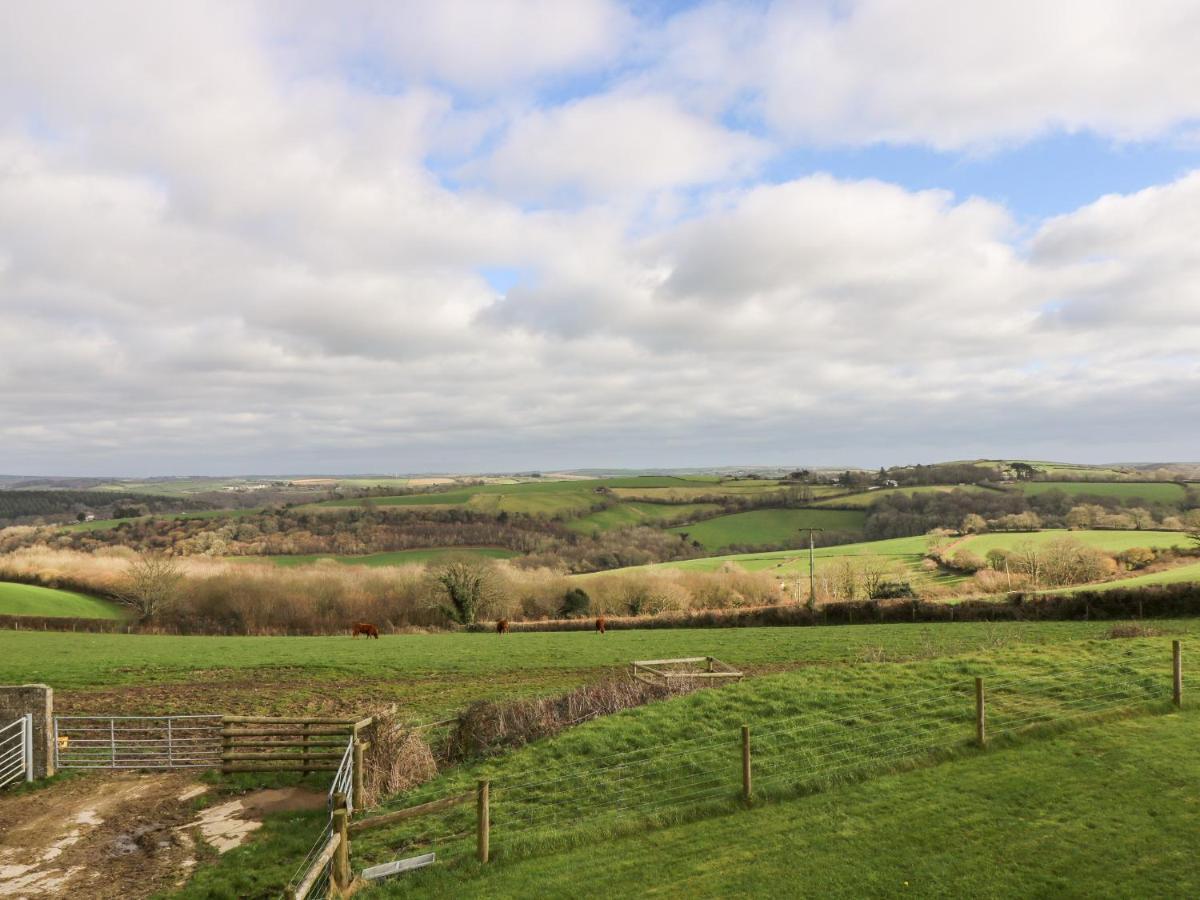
[115,553,183,621]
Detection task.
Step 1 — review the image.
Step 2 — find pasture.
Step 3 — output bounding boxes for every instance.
[811,483,996,508]
[0,581,125,619]
[392,711,1199,899]
[168,629,1195,898]
[2,619,1190,720]
[667,508,867,551]
[1014,480,1189,502]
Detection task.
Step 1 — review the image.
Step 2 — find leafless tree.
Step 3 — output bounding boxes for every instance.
[115,552,183,621]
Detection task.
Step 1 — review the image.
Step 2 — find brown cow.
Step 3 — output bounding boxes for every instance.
[496,618,510,635]
[351,622,379,639]
[595,616,607,635]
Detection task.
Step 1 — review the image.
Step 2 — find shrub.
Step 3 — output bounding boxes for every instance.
[560,587,591,618]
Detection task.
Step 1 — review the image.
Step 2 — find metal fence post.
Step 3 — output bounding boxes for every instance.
[110,718,117,767]
[352,741,365,812]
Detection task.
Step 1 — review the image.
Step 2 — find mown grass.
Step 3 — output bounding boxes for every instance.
[667,508,867,551]
[230,547,519,568]
[174,633,1192,898]
[0,581,125,619]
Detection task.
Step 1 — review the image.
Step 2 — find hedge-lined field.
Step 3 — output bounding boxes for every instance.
[1014,481,1189,502]
[667,508,867,551]
[0,582,124,619]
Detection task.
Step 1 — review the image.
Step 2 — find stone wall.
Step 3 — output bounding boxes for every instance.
[0,684,54,778]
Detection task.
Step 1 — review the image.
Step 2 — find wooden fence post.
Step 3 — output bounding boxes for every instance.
[741,725,752,801]
[221,716,231,774]
[301,722,310,777]
[477,780,490,864]
[332,802,351,895]
[352,740,365,811]
[975,677,986,747]
[1173,640,1183,708]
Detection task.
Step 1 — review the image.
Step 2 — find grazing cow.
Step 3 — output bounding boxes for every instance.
[352,622,380,639]
[595,616,607,635]
[496,618,510,635]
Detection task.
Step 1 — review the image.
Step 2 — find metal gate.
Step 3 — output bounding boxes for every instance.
[54,715,222,769]
[0,715,32,787]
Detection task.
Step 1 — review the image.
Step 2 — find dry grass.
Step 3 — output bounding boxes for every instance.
[1105,623,1164,639]
[446,677,704,761]
[360,711,440,808]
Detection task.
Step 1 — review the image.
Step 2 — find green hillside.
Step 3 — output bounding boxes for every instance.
[668,508,867,551]
[1014,481,1188,502]
[0,582,125,619]
[813,484,995,508]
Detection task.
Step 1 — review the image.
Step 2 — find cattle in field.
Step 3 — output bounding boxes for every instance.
[496,619,510,635]
[352,622,380,639]
[595,616,607,635]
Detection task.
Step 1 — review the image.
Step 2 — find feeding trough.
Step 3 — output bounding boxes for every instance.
[629,656,743,686]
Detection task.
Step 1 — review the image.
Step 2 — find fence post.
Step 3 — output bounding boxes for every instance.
[24,714,34,783]
[975,677,986,747]
[352,740,365,811]
[302,722,310,777]
[477,779,490,864]
[332,794,351,894]
[741,725,752,801]
[221,716,231,774]
[1173,640,1183,708]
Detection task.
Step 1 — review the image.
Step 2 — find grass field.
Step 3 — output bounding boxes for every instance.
[4,619,1192,720]
[812,483,995,508]
[0,582,125,619]
[957,529,1189,555]
[1057,559,1200,593]
[566,501,723,533]
[1015,481,1188,502]
[60,507,262,533]
[667,508,867,551]
[170,630,1195,898]
[233,547,520,567]
[392,710,1197,899]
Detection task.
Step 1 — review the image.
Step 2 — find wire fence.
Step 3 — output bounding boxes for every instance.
[345,655,1176,875]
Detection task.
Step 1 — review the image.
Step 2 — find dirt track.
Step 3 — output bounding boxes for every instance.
[0,773,324,898]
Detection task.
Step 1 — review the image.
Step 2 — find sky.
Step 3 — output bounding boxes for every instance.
[2,0,1199,475]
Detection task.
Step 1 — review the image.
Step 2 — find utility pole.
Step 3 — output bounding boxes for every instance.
[803,528,823,611]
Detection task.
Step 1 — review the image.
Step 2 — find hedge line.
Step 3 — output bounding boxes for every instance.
[478,582,1200,632]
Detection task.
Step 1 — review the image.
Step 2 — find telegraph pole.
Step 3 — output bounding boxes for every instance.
[803,528,823,611]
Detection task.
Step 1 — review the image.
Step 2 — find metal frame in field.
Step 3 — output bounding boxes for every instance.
[0,714,32,788]
[630,656,744,686]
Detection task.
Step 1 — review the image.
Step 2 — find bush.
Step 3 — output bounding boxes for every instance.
[560,587,591,618]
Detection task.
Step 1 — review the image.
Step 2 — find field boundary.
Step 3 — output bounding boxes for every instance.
[285,643,1184,897]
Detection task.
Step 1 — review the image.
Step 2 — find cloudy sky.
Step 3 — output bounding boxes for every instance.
[2,1,1199,475]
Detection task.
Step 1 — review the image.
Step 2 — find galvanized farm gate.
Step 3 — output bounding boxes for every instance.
[54,715,223,769]
[0,714,33,787]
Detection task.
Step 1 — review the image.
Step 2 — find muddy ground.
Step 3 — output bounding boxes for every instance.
[0,773,324,898]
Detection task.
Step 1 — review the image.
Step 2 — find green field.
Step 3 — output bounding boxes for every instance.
[667,508,867,551]
[1057,559,1200,593]
[958,529,1188,555]
[0,582,125,619]
[234,547,520,567]
[392,710,1198,899]
[167,628,1195,898]
[812,484,995,508]
[1015,481,1188,502]
[566,501,723,533]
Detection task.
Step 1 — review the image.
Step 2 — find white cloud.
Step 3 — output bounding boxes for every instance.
[654,0,1200,149]
[0,2,1199,472]
[471,93,767,199]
